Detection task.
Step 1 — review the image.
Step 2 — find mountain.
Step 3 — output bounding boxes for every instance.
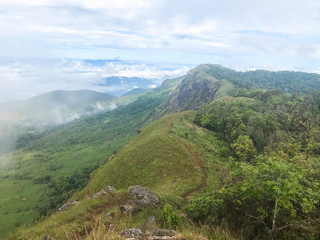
[0,90,115,125]
[189,64,320,93]
[4,64,320,239]
[27,90,114,108]
[0,82,175,237]
[100,76,157,96]
[121,88,150,96]
[161,65,222,114]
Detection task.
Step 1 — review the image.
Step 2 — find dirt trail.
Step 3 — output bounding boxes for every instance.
[168,118,207,204]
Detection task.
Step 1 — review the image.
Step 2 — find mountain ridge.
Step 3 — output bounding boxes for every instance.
[3,64,320,239]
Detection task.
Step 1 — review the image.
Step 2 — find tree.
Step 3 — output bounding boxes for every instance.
[231,135,256,162]
[227,154,320,238]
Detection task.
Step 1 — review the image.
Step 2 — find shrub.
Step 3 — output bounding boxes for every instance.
[185,191,225,225]
[159,204,180,229]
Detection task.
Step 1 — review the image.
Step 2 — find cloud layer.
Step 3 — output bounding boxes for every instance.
[0,0,319,101]
[0,0,319,63]
[0,59,189,102]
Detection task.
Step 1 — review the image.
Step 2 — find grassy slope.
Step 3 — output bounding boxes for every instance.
[9,111,229,239]
[0,89,170,238]
[2,73,233,238]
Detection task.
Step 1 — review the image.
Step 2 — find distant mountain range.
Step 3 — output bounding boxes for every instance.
[100,76,157,96]
[0,90,115,125]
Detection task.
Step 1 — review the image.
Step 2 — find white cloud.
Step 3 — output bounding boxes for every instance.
[0,0,319,80]
[0,59,189,102]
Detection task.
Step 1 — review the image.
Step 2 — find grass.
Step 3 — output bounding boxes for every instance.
[0,90,170,238]
[8,110,234,239]
[77,114,203,201]
[1,75,236,239]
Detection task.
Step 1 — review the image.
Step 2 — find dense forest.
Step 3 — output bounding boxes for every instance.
[188,89,320,239]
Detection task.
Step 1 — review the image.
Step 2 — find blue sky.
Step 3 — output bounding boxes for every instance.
[0,0,319,102]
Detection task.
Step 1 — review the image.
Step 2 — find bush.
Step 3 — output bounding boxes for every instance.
[185,191,225,225]
[159,204,180,229]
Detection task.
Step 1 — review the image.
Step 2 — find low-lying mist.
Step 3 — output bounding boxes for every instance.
[0,98,120,168]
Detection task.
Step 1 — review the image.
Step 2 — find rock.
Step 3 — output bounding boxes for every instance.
[92,186,116,198]
[148,237,176,240]
[141,216,157,232]
[43,235,56,240]
[106,211,116,217]
[121,228,143,239]
[120,204,137,215]
[58,200,78,211]
[128,186,159,209]
[152,229,176,237]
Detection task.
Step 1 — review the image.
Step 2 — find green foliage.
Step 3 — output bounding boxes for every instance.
[225,154,320,238]
[185,191,225,224]
[196,90,320,155]
[194,89,320,238]
[195,64,320,94]
[231,135,256,162]
[159,204,181,229]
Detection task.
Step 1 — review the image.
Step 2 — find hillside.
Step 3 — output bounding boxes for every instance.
[0,88,172,237]
[3,64,320,239]
[161,65,221,114]
[9,112,228,239]
[190,64,320,93]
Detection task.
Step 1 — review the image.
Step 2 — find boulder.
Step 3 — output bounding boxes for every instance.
[92,186,116,198]
[121,228,143,239]
[152,229,176,237]
[128,186,159,209]
[58,200,78,211]
[120,204,137,215]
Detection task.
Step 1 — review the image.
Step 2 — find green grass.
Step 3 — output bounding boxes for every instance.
[1,72,235,239]
[77,114,203,201]
[0,90,170,238]
[6,111,233,240]
[170,112,230,191]
[215,79,234,99]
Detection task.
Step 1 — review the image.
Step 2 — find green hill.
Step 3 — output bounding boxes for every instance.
[8,112,228,239]
[0,88,170,238]
[190,64,320,93]
[4,64,320,239]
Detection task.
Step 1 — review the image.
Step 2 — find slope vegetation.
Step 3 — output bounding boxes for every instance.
[0,90,169,238]
[9,112,228,239]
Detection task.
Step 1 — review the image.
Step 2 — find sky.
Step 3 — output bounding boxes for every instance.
[0,0,320,102]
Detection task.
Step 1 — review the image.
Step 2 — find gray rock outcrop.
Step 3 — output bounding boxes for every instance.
[120,204,137,215]
[152,229,176,237]
[92,186,116,198]
[121,228,143,239]
[58,200,78,211]
[128,186,159,209]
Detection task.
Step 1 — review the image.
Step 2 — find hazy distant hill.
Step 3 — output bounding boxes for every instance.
[121,88,149,96]
[0,90,115,125]
[100,76,156,95]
